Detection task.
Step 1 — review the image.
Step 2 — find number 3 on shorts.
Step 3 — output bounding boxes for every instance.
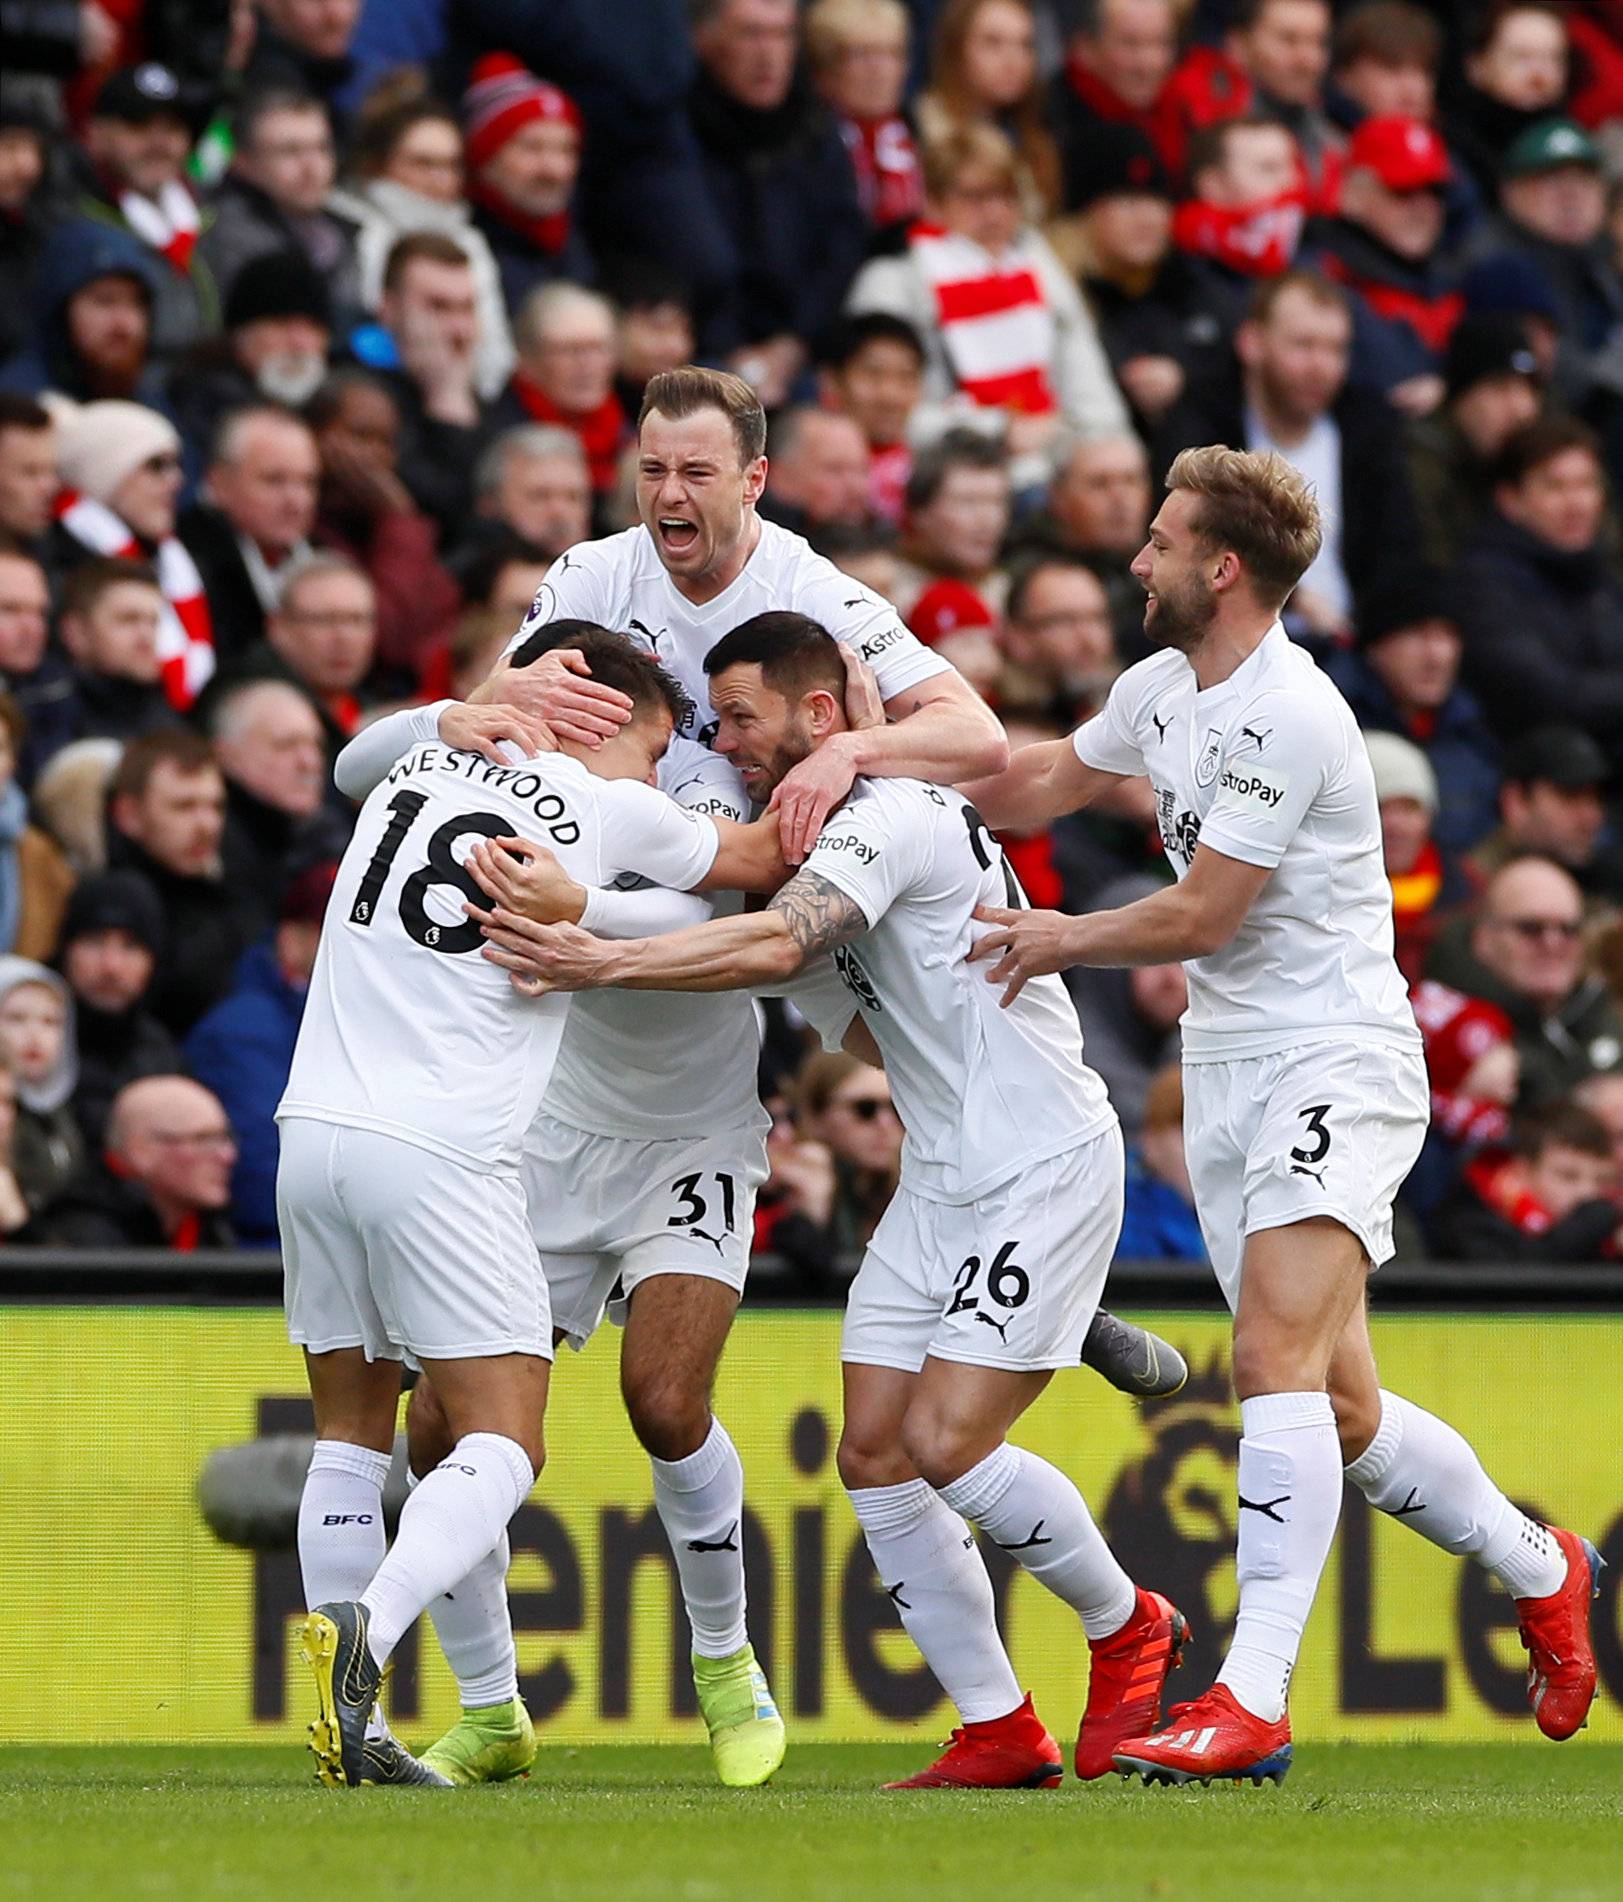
[1290,1103,1333,1167]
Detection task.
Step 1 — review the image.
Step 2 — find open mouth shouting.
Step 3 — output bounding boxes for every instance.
[657,515,702,560]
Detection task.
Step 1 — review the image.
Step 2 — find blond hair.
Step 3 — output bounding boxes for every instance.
[1165,444,1323,608]
[922,121,1023,202]
[804,0,909,67]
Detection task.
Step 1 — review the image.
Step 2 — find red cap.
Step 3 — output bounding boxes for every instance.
[907,579,996,647]
[463,53,581,170]
[1348,116,1450,191]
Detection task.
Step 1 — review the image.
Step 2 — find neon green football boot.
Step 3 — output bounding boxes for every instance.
[420,1697,536,1786]
[693,1644,786,1788]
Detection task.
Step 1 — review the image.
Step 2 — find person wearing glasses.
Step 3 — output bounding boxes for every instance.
[36,1073,238,1249]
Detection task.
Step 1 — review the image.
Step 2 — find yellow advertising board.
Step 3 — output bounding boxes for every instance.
[0,1306,1617,1746]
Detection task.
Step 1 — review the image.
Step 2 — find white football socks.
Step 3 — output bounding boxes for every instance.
[1345,1389,1566,1599]
[361,1432,534,1665]
[1217,1391,1343,1724]
[426,1529,519,1710]
[848,1479,1023,1724]
[650,1419,750,1659]
[298,1440,389,1608]
[939,1443,1136,1641]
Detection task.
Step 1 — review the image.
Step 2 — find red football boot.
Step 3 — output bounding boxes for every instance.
[1112,1683,1292,1787]
[1075,1588,1191,1781]
[1516,1528,1606,1741]
[883,1693,1063,1791]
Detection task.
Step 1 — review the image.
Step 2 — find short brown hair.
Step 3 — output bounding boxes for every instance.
[1246,267,1349,328]
[61,555,161,621]
[0,691,24,759]
[1334,0,1442,72]
[639,367,767,466]
[1511,1100,1612,1164]
[1187,112,1296,184]
[1166,444,1324,607]
[1142,1063,1184,1132]
[110,730,218,804]
[1493,415,1601,490]
[382,229,471,295]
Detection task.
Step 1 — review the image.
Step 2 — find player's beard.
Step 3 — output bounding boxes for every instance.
[1145,570,1217,652]
[747,718,818,803]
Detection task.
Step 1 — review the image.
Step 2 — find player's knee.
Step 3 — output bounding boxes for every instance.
[1327,1377,1382,1464]
[624,1371,710,1463]
[835,1425,915,1492]
[898,1409,988,1491]
[405,1379,453,1479]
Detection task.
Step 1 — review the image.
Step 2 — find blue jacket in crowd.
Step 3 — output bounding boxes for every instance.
[1116,1148,1207,1263]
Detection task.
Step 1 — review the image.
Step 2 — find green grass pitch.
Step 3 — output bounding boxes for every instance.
[4,1743,1620,1901]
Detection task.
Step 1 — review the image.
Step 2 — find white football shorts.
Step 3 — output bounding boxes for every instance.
[841,1123,1125,1373]
[1183,1038,1430,1310]
[279,1118,552,1362]
[525,1112,769,1351]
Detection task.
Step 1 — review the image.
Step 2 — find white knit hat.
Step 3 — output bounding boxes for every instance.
[1364,729,1439,816]
[48,397,180,504]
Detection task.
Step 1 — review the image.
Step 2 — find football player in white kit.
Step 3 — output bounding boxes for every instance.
[474,614,1193,1793]
[963,446,1604,1784]
[278,630,780,1788]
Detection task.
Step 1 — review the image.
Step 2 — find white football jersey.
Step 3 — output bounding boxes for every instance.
[505,519,952,741]
[279,743,720,1170]
[1072,621,1420,1062]
[801,778,1116,1203]
[542,735,767,1141]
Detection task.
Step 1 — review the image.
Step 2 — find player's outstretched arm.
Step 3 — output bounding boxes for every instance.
[968,843,1272,1004]
[958,737,1124,833]
[333,701,558,800]
[476,869,869,995]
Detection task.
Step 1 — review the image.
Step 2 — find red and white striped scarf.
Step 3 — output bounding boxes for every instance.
[117,178,200,275]
[55,491,215,709]
[909,222,1057,415]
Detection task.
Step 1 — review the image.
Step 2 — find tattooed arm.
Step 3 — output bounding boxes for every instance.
[475,869,870,995]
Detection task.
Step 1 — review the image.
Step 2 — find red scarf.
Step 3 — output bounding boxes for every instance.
[838,115,924,226]
[55,491,214,708]
[115,176,200,275]
[909,222,1057,415]
[1466,1153,1555,1236]
[469,178,571,259]
[1062,54,1194,179]
[1173,186,1307,278]
[510,372,626,492]
[1319,252,1464,355]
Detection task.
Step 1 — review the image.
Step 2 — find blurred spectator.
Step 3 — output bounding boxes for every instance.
[178,404,320,665]
[467,424,591,566]
[56,870,180,1151]
[1459,249,1564,380]
[57,557,181,744]
[1408,314,1545,568]
[29,738,121,875]
[608,263,697,418]
[1413,977,1519,1157]
[1309,115,1458,412]
[197,88,361,313]
[907,579,1003,701]
[1573,1068,1623,1196]
[805,0,923,235]
[0,957,82,1217]
[846,126,1129,487]
[186,858,334,1244]
[1466,725,1621,901]
[1427,855,1623,1106]
[40,1073,238,1248]
[75,65,216,359]
[425,533,551,702]
[0,1053,37,1238]
[497,285,625,499]
[47,398,215,709]
[1450,1,1571,196]
[0,546,76,783]
[686,0,869,393]
[333,89,514,403]
[1051,0,1189,183]
[1171,115,1308,342]
[1330,1,1442,127]
[0,221,164,408]
[818,313,927,528]
[997,551,1120,726]
[918,0,1060,215]
[1067,894,1186,1132]
[304,370,459,676]
[1159,270,1422,641]
[1117,1064,1205,1260]
[1009,431,1153,658]
[0,688,71,957]
[106,731,257,1034]
[789,1049,902,1257]
[893,428,1012,619]
[752,1086,842,1289]
[0,98,53,368]
[236,552,378,766]
[1224,0,1342,206]
[168,250,335,458]
[209,677,341,927]
[0,397,58,554]
[1329,569,1501,860]
[461,54,595,315]
[1366,729,1469,980]
[365,232,486,535]
[1452,417,1623,767]
[761,406,872,538]
[246,0,362,116]
[1433,1099,1617,1263]
[808,521,904,604]
[1050,124,1219,436]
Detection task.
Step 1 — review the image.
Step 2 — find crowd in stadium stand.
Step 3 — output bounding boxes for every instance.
[1,0,1622,1269]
